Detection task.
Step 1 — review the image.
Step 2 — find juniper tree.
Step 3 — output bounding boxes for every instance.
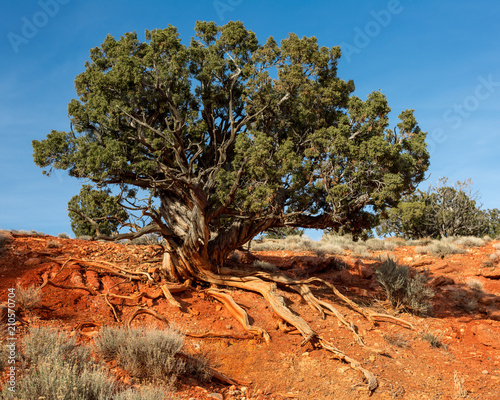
[68,185,128,237]
[33,21,429,390]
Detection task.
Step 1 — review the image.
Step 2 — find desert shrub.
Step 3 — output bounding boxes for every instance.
[94,325,207,384]
[422,331,446,349]
[414,241,465,257]
[58,232,70,239]
[466,278,483,292]
[382,333,409,348]
[2,327,177,399]
[493,243,500,250]
[252,259,278,272]
[0,337,8,371]
[76,235,93,241]
[375,258,434,315]
[453,236,485,248]
[114,385,174,400]
[2,327,116,400]
[315,243,344,256]
[405,237,432,246]
[130,234,164,246]
[15,282,42,310]
[47,239,62,248]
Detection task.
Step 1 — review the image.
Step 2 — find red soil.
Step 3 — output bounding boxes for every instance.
[1,231,499,399]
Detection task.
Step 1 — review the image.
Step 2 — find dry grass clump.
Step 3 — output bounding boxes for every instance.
[454,371,468,398]
[251,235,316,252]
[493,242,500,250]
[452,236,485,248]
[405,237,433,246]
[252,259,278,272]
[94,325,210,385]
[375,258,434,315]
[58,232,71,239]
[2,327,117,400]
[365,238,398,251]
[421,330,446,349]
[414,240,465,257]
[466,278,483,292]
[15,282,42,310]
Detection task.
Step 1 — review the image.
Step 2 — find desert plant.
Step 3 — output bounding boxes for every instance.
[2,327,115,400]
[375,258,434,315]
[252,259,278,272]
[94,325,207,384]
[2,327,177,400]
[466,278,483,292]
[15,282,42,310]
[422,331,446,349]
[453,236,485,248]
[382,333,409,348]
[58,232,70,239]
[493,243,500,250]
[414,240,465,257]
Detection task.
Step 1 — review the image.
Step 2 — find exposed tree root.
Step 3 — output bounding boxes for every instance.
[195,268,417,392]
[38,257,415,392]
[207,289,271,344]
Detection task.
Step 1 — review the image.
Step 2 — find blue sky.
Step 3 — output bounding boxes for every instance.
[1,0,499,239]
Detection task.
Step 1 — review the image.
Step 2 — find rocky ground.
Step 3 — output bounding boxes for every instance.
[1,230,499,399]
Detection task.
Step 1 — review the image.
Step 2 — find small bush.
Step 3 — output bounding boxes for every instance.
[94,325,207,384]
[115,385,174,400]
[405,238,433,246]
[454,236,485,248]
[0,337,8,370]
[414,241,465,257]
[365,238,397,252]
[493,242,500,250]
[47,239,62,248]
[375,258,434,315]
[15,282,42,310]
[58,232,70,239]
[383,333,409,348]
[252,259,278,272]
[466,278,483,292]
[77,235,93,241]
[2,327,176,400]
[2,327,116,400]
[422,331,446,349]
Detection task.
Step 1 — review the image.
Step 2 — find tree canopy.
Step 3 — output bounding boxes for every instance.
[68,185,128,237]
[377,178,497,239]
[33,21,429,275]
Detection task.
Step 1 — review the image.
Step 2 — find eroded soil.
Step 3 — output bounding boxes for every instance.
[1,231,500,399]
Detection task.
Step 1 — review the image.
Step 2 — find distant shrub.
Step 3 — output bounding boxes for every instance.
[422,331,446,349]
[414,241,465,257]
[47,239,62,248]
[405,238,432,246]
[130,234,163,246]
[252,259,278,272]
[493,243,500,250]
[58,232,70,239]
[76,235,93,241]
[15,282,42,310]
[466,278,483,292]
[453,236,485,248]
[114,385,174,400]
[375,258,434,315]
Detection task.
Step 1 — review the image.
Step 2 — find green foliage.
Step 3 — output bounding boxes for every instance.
[375,258,434,315]
[68,185,128,237]
[378,178,493,239]
[33,21,429,262]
